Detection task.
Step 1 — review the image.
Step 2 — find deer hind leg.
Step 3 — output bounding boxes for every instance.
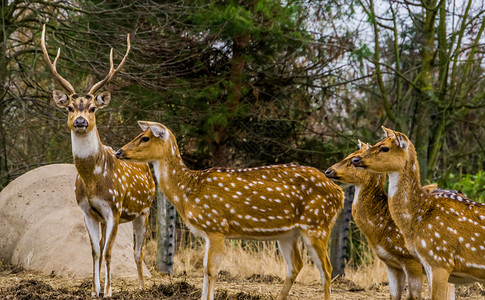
[302,233,332,300]
[385,265,406,300]
[202,232,225,300]
[277,234,303,300]
[83,213,102,297]
[101,212,120,298]
[446,283,455,300]
[425,265,451,300]
[402,260,423,300]
[132,211,149,290]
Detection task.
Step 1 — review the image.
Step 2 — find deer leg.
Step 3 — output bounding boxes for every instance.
[101,213,119,298]
[403,260,423,300]
[302,233,332,300]
[132,211,149,290]
[202,232,225,300]
[447,283,455,300]
[386,265,405,300]
[277,235,303,300]
[426,266,450,300]
[83,213,102,297]
[99,222,106,278]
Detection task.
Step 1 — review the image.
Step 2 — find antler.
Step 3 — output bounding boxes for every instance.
[88,34,131,95]
[41,24,76,94]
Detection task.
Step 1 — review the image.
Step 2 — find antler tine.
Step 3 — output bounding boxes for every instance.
[88,34,131,95]
[41,24,76,94]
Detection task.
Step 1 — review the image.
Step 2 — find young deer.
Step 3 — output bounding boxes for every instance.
[116,121,344,300]
[41,25,155,297]
[325,141,424,300]
[352,127,485,299]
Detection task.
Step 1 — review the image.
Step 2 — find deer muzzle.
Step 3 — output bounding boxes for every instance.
[115,149,124,159]
[324,168,338,179]
[73,117,88,131]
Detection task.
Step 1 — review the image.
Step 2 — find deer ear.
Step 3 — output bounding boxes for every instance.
[396,132,409,150]
[381,126,395,138]
[95,91,111,109]
[53,90,69,108]
[138,121,149,131]
[147,122,168,141]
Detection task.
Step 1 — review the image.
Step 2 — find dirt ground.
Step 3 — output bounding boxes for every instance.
[1,261,485,299]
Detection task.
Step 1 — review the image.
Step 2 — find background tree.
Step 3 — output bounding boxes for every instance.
[354,0,485,182]
[0,0,89,188]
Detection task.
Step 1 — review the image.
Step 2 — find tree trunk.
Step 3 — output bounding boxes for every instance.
[414,0,438,182]
[0,29,10,189]
[156,185,177,274]
[211,34,249,167]
[330,185,354,278]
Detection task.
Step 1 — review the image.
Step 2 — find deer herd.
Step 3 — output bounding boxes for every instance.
[40,24,485,299]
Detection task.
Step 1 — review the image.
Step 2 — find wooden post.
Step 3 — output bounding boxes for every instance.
[156,184,177,274]
[330,185,354,278]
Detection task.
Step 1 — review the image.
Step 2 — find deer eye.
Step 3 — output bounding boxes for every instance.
[141,136,150,142]
[381,147,389,152]
[89,107,96,113]
[67,106,74,112]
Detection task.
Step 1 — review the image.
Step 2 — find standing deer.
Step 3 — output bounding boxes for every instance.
[352,127,485,299]
[41,25,155,297]
[115,121,344,300]
[325,141,424,300]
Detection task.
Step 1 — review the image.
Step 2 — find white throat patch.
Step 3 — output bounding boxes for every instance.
[71,128,100,159]
[388,172,400,198]
[353,185,362,206]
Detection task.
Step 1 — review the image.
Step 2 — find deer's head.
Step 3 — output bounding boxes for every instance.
[116,121,175,163]
[41,24,130,134]
[351,126,411,173]
[325,140,375,185]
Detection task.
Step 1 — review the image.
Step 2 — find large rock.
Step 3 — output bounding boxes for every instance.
[0,164,150,278]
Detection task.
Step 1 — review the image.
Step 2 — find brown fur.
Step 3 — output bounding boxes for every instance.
[326,142,424,300]
[53,92,155,297]
[353,127,485,299]
[117,121,345,300]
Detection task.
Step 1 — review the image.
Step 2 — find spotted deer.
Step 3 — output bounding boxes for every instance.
[115,121,344,300]
[325,141,424,300]
[41,25,155,297]
[352,127,485,299]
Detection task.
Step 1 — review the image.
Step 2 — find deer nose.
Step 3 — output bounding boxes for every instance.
[351,157,362,166]
[115,149,123,159]
[324,168,336,178]
[73,117,88,128]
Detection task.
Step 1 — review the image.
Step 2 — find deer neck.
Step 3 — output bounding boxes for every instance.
[352,174,387,227]
[71,126,106,186]
[152,143,196,217]
[387,149,431,242]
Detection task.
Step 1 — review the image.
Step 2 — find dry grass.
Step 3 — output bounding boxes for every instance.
[344,258,388,288]
[143,233,387,287]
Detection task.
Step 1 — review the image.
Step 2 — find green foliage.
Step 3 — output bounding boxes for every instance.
[441,171,485,203]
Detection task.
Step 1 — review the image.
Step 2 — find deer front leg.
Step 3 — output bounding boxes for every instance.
[386,265,405,300]
[277,235,303,300]
[302,233,332,300]
[202,232,225,300]
[101,212,120,298]
[132,211,149,290]
[83,213,102,297]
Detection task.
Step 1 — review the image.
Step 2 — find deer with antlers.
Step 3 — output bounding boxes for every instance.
[41,25,155,297]
[115,121,344,300]
[352,127,485,299]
